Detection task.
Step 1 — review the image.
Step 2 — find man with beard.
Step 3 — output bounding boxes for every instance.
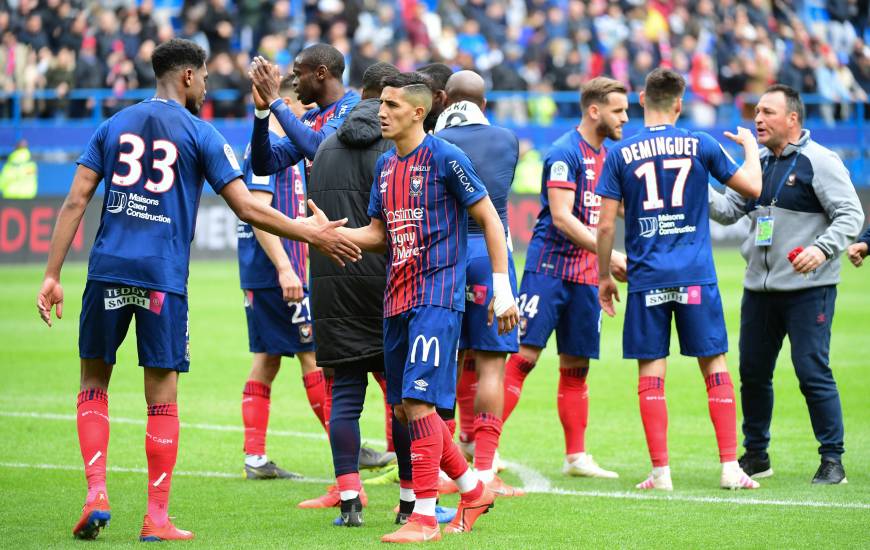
[500,77,628,479]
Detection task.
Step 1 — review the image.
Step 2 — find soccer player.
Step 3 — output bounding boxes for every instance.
[237,75,326,480]
[248,43,360,180]
[434,70,522,496]
[500,77,629,479]
[312,71,520,543]
[595,68,762,490]
[36,39,359,542]
[847,226,870,267]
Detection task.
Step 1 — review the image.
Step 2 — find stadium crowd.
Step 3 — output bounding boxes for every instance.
[1,0,869,125]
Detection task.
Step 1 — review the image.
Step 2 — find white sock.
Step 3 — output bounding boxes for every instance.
[438,469,451,481]
[721,460,740,472]
[454,468,479,494]
[652,465,670,478]
[340,490,359,501]
[477,468,495,483]
[415,497,436,517]
[245,454,268,468]
[568,452,587,463]
[399,487,415,502]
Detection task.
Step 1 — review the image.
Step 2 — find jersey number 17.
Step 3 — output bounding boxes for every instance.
[635,158,691,210]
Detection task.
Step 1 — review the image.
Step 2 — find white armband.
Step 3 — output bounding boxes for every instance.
[254,108,270,119]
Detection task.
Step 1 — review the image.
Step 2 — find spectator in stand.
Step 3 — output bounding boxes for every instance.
[201,0,234,55]
[95,9,122,62]
[0,31,28,117]
[43,46,75,117]
[208,51,247,118]
[19,13,49,52]
[135,40,157,90]
[71,36,106,118]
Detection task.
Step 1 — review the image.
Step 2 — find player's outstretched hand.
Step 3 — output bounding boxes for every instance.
[610,251,628,283]
[847,242,867,267]
[598,276,620,317]
[279,268,304,303]
[37,276,63,327]
[487,299,520,335]
[791,244,826,273]
[250,80,269,110]
[723,126,758,149]
[306,200,361,266]
[249,56,281,107]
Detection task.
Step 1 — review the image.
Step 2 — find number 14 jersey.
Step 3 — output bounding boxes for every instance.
[596,124,739,292]
[77,98,243,295]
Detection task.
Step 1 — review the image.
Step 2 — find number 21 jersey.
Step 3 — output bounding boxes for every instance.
[77,98,243,295]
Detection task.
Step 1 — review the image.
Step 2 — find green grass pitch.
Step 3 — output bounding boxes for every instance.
[1,252,868,548]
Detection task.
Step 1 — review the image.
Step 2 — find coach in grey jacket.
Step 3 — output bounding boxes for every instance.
[709,84,863,485]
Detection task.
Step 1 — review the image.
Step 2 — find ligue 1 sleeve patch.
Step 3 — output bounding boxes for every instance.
[224,143,241,171]
[298,323,313,344]
[550,160,569,182]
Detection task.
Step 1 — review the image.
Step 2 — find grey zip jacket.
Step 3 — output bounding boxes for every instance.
[708,130,863,292]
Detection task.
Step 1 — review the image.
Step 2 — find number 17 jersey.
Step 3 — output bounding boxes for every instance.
[595,124,739,292]
[77,98,243,295]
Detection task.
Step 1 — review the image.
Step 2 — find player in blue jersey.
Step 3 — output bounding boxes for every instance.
[595,68,762,491]
[35,39,359,542]
[434,70,522,497]
[310,72,519,543]
[248,44,360,179]
[237,75,326,480]
[499,77,629,480]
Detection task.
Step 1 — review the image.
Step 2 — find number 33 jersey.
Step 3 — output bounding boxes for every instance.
[596,124,739,292]
[77,98,243,295]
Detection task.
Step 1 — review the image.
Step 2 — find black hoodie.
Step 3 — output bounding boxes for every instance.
[307,98,393,368]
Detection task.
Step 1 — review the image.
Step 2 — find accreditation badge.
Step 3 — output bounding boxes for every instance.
[755,216,774,247]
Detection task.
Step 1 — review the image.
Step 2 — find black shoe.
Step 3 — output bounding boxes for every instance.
[394,499,414,525]
[738,452,773,479]
[359,446,397,470]
[812,457,847,485]
[244,460,304,480]
[336,496,364,527]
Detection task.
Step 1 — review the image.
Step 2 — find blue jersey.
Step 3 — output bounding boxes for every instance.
[77,97,242,295]
[525,129,606,284]
[596,124,740,292]
[237,136,308,290]
[435,124,517,235]
[251,90,360,179]
[367,134,489,317]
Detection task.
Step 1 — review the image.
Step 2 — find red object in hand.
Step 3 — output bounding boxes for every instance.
[788,246,804,263]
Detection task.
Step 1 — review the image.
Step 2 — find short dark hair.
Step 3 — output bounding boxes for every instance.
[580,77,627,111]
[298,43,345,78]
[362,62,400,97]
[151,38,206,79]
[643,68,686,111]
[382,71,433,112]
[763,83,805,124]
[417,63,453,92]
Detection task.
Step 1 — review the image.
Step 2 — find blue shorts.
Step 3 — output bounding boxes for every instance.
[243,287,315,356]
[623,284,728,359]
[79,280,189,371]
[383,306,462,410]
[516,271,600,359]
[459,235,519,353]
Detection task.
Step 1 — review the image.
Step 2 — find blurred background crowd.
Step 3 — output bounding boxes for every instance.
[0,0,869,126]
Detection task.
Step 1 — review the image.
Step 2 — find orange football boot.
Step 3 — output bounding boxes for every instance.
[437,476,459,495]
[139,515,194,542]
[298,484,368,508]
[381,514,441,543]
[486,476,525,497]
[72,491,111,540]
[443,486,495,534]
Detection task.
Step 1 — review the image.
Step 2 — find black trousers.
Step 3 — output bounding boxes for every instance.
[738,286,844,458]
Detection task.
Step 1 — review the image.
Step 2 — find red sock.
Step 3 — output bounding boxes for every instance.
[457,357,478,443]
[706,372,737,462]
[242,380,270,456]
[638,377,668,467]
[336,472,361,495]
[503,354,535,422]
[558,367,589,455]
[302,370,329,433]
[438,417,470,479]
[372,372,394,452]
[77,389,109,502]
[408,413,442,499]
[472,413,502,472]
[146,403,179,527]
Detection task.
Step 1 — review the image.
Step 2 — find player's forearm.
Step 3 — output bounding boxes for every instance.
[44,194,89,279]
[596,222,616,278]
[250,115,280,176]
[243,200,316,244]
[270,99,325,160]
[253,226,294,273]
[553,214,597,253]
[339,225,386,253]
[481,217,510,275]
[738,141,762,198]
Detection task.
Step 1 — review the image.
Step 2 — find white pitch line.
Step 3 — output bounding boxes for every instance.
[5,410,869,510]
[0,461,333,484]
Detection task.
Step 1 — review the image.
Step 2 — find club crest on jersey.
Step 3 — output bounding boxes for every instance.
[410,175,423,196]
[786,173,796,186]
[298,323,313,343]
[518,317,528,336]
